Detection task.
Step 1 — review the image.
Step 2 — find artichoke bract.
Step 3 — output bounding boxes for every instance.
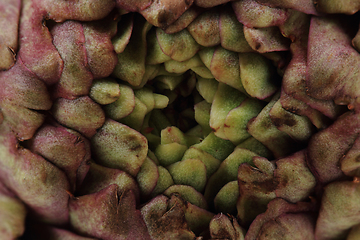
[1,0,360,239]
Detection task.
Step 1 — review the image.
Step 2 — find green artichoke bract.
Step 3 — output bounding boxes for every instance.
[2,0,360,239]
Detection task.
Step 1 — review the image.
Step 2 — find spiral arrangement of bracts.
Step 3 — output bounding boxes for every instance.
[1,0,360,239]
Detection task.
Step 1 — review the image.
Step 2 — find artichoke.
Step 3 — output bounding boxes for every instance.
[1,0,360,239]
